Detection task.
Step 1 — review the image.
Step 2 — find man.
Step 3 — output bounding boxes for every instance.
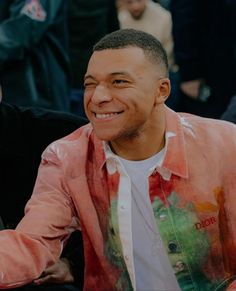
[119,0,174,68]
[0,0,69,111]
[0,100,87,290]
[170,0,236,118]
[0,29,236,290]
[118,0,179,110]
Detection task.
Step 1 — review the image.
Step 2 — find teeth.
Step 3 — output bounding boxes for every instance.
[96,113,118,119]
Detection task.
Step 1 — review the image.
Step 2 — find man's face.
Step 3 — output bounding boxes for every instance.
[125,0,147,19]
[84,47,165,144]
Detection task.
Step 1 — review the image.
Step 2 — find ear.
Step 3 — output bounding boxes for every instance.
[155,78,171,104]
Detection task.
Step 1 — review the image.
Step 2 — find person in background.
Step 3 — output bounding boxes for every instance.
[170,0,236,118]
[0,98,87,290]
[118,0,180,110]
[68,0,119,118]
[0,29,236,290]
[0,0,70,111]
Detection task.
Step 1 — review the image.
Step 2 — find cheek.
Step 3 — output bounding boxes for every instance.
[83,92,91,107]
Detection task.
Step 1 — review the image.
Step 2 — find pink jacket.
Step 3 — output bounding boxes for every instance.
[1,107,236,290]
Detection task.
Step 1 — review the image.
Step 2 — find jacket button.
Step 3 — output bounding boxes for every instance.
[168,241,178,253]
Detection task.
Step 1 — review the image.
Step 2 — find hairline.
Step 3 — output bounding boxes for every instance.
[93,44,168,77]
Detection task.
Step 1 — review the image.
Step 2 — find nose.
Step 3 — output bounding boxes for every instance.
[131,2,140,9]
[90,84,112,105]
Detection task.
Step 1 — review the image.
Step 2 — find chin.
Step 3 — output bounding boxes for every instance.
[93,130,116,142]
[131,11,144,19]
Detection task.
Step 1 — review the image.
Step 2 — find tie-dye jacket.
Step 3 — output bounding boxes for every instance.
[1,107,236,290]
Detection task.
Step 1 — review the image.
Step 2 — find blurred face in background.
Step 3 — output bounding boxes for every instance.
[125,0,147,19]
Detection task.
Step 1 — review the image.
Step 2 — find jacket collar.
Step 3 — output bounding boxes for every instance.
[162,106,188,179]
[91,106,189,179]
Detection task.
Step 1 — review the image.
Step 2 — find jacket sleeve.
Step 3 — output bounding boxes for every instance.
[0,146,79,289]
[0,0,64,65]
[170,0,203,81]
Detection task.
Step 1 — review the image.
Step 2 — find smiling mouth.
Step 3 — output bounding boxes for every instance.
[94,112,122,119]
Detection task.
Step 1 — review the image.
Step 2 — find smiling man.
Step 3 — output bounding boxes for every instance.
[83,43,169,157]
[0,29,236,291]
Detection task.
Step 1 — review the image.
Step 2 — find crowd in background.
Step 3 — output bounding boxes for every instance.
[1,0,236,122]
[1,1,236,290]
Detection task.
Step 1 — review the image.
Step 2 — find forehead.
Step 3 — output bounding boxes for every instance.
[86,47,150,77]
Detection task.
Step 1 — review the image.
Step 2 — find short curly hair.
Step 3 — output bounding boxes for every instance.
[93,29,169,76]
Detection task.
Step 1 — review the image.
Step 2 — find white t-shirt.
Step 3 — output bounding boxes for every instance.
[118,150,180,291]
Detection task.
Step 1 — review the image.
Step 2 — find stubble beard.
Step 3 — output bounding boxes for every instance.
[112,122,146,143]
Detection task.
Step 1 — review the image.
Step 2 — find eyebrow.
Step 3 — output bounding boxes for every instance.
[84,71,131,81]
[110,71,130,76]
[84,75,95,82]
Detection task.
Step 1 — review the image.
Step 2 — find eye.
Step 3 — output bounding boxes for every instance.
[112,79,129,86]
[113,79,126,84]
[84,82,97,90]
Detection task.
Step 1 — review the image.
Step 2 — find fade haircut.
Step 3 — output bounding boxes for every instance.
[93,29,169,76]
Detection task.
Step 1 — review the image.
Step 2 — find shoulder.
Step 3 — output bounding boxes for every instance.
[43,123,92,152]
[179,112,236,147]
[41,123,104,178]
[41,123,94,165]
[147,1,171,18]
[180,112,236,130]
